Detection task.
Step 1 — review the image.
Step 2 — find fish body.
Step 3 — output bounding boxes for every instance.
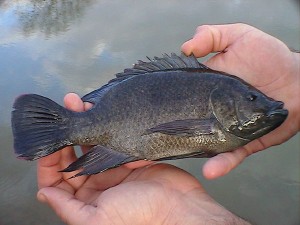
[12,53,288,177]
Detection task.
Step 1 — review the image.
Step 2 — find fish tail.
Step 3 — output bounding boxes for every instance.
[11,94,74,160]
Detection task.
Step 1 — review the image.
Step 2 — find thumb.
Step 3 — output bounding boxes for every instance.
[37,187,95,225]
[202,148,248,179]
[181,23,254,57]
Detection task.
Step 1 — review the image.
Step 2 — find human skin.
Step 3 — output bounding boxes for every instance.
[37,23,299,224]
[181,23,300,179]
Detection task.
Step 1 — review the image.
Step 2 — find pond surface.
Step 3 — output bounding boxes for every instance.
[0,0,299,224]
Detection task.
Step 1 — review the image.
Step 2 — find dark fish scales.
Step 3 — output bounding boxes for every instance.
[11,53,288,177]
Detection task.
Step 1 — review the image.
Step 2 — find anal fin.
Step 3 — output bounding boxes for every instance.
[61,145,139,178]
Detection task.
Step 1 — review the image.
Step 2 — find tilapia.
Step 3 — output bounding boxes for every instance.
[11,53,288,177]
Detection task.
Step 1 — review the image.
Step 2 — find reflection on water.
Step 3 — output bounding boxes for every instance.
[18,0,95,38]
[1,0,95,37]
[0,0,299,224]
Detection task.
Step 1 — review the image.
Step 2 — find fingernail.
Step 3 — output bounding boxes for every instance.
[37,192,47,203]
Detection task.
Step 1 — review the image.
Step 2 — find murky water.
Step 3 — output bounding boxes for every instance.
[0,0,299,224]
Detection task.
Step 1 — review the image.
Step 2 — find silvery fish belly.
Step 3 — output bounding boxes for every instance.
[11,53,288,177]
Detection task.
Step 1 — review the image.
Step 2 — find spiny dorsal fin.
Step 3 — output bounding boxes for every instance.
[82,53,209,105]
[116,53,209,78]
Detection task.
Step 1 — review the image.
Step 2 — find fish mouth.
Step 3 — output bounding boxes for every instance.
[267,101,288,119]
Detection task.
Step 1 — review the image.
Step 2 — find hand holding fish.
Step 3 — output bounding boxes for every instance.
[13,23,299,224]
[182,23,300,179]
[37,94,250,225]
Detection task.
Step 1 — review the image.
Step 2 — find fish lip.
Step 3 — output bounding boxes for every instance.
[267,101,288,118]
[267,109,288,117]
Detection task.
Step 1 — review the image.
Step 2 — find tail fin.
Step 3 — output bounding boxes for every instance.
[11,94,73,160]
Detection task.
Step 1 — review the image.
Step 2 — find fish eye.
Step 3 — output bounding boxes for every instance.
[247,93,257,101]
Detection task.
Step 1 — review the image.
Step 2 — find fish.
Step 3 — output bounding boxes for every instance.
[11,53,288,177]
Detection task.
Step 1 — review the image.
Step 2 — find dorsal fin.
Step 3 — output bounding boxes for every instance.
[116,53,209,78]
[82,53,209,105]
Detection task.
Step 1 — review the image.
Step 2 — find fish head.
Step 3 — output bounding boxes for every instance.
[210,80,288,141]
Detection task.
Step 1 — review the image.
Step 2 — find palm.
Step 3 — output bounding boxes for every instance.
[38,148,213,225]
[76,163,203,224]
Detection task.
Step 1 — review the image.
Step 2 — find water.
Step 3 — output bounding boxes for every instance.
[0,0,299,224]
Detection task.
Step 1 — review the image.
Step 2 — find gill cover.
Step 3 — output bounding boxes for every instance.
[210,88,245,137]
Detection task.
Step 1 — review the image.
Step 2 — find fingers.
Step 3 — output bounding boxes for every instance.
[181,23,253,57]
[37,151,66,189]
[202,147,252,179]
[84,102,93,111]
[64,92,93,112]
[61,93,92,184]
[64,93,85,111]
[37,187,95,225]
[37,93,86,189]
[60,93,85,178]
[61,93,85,168]
[181,25,225,57]
[65,94,94,154]
[202,136,276,179]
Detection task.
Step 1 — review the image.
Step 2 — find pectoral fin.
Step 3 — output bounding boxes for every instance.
[61,145,139,178]
[144,118,216,137]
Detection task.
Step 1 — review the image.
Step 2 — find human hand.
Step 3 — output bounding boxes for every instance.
[37,93,250,225]
[182,23,300,179]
